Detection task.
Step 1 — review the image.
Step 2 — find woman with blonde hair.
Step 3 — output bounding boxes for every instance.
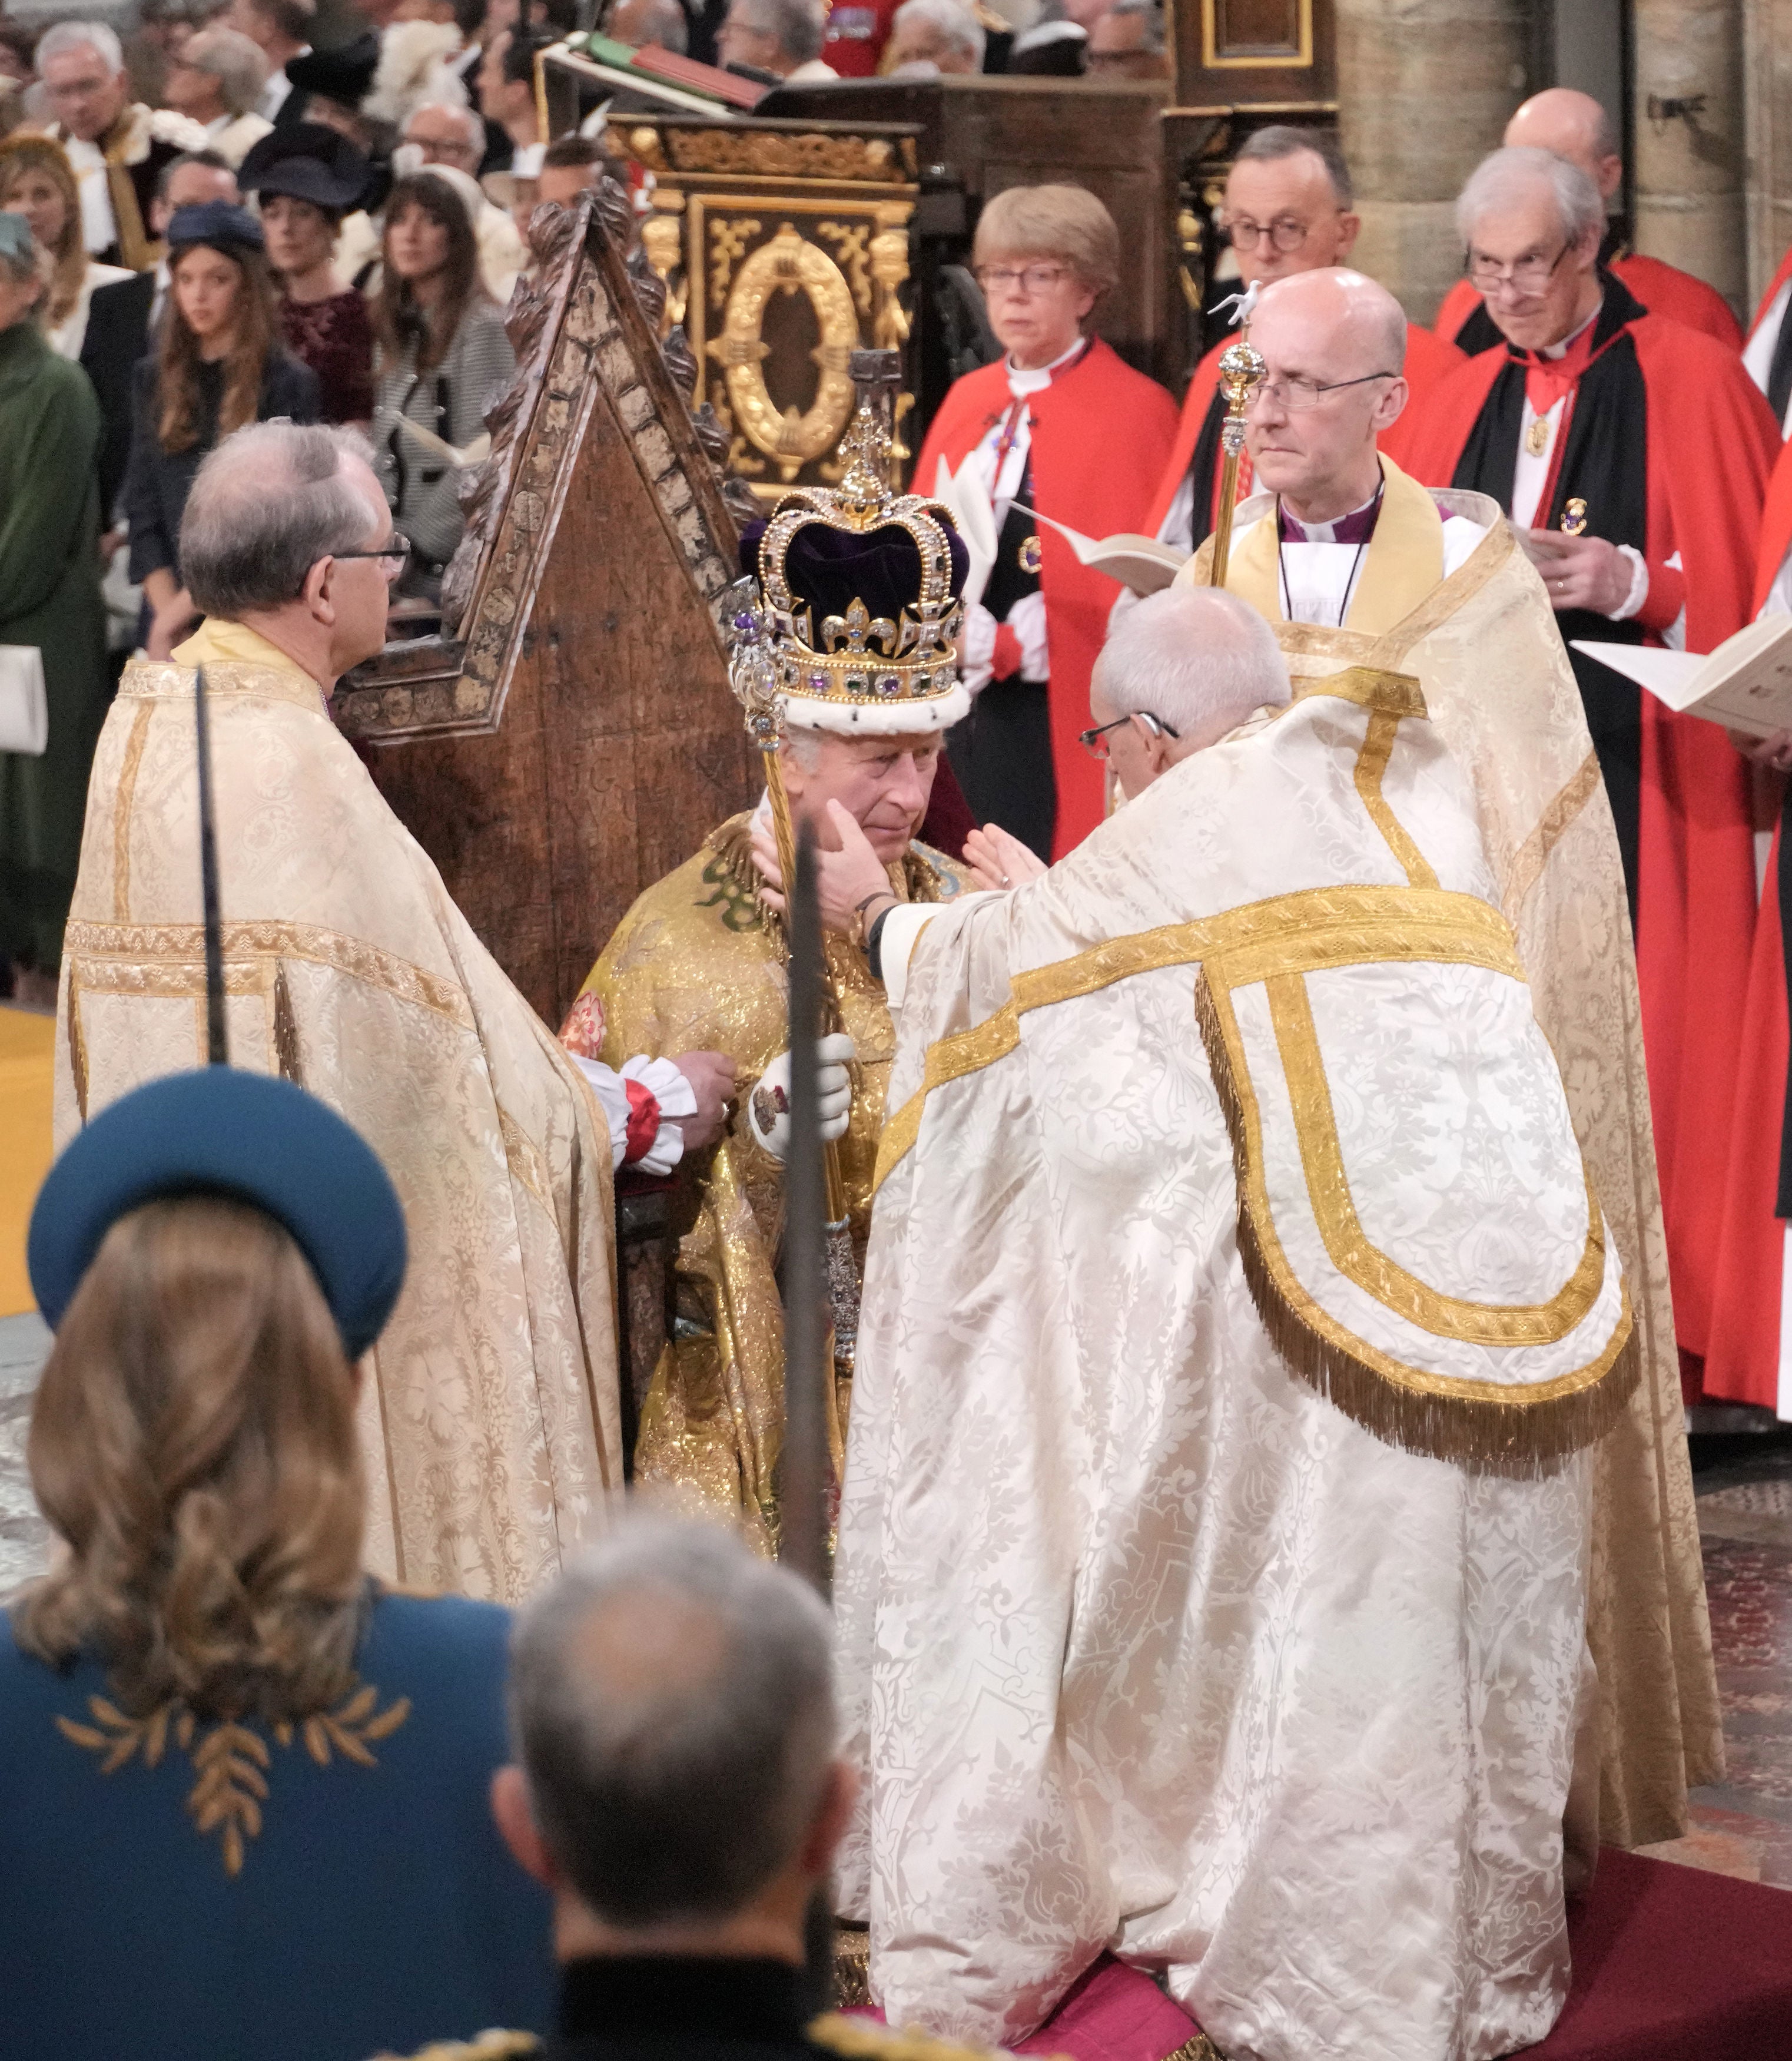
[915,181,1179,861]
[121,197,319,656]
[0,131,131,357]
[2,1066,556,2060]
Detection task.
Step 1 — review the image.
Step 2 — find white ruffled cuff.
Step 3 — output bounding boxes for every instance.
[570,1054,698,1173]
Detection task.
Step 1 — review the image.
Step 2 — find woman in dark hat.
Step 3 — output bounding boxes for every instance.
[240,121,375,424]
[123,197,320,658]
[2,1068,557,2061]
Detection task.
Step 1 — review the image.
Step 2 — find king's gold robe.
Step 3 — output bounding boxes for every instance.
[578,810,967,1552]
[1178,455,1719,1847]
[55,621,624,1599]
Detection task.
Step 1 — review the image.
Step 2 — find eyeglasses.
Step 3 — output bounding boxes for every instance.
[1079,710,1178,760]
[1244,370,1397,413]
[1220,213,1319,254]
[1465,241,1570,295]
[974,263,1072,297]
[331,531,413,582]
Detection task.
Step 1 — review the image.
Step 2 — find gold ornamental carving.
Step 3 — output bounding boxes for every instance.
[706,221,861,482]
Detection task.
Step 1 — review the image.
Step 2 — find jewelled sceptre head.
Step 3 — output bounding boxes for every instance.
[1209,292,1267,591]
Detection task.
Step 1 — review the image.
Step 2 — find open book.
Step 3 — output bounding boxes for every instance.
[1015,508,1189,594]
[1572,616,1792,737]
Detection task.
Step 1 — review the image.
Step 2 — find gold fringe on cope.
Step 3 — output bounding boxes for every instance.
[1194,970,1640,1477]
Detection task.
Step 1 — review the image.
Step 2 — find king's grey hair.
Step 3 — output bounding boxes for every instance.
[1456,145,1604,250]
[509,1512,837,1929]
[734,0,826,65]
[181,422,383,619]
[1093,586,1290,745]
[36,20,125,72]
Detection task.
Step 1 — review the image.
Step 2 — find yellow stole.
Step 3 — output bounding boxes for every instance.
[102,113,160,273]
[1204,455,1445,637]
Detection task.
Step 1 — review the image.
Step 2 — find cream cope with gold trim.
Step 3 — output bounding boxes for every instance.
[1172,453,1718,1852]
[837,667,1621,2061]
[54,619,625,1601]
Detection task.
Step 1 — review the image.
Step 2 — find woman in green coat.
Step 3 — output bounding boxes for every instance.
[0,210,108,1007]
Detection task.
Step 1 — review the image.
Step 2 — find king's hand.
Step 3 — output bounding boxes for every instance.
[751,800,892,934]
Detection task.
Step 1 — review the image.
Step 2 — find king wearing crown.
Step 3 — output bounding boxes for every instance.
[565,378,973,1552]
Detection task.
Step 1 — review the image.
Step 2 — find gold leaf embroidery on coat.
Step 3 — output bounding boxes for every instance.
[1351,708,1440,891]
[55,1679,411,1877]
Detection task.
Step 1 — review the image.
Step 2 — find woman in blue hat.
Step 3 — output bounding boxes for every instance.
[122,198,320,657]
[0,1068,557,2061]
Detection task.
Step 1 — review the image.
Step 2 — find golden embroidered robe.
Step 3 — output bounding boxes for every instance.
[579,811,967,1553]
[1176,456,1719,1847]
[55,621,624,1599]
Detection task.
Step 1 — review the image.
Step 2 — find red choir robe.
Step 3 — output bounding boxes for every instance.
[1743,245,1792,436]
[916,337,1180,856]
[1143,319,1462,544]
[1703,449,1792,1412]
[1435,251,1743,353]
[1401,274,1778,1376]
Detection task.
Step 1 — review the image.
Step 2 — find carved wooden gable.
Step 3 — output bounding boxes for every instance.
[336,182,762,1025]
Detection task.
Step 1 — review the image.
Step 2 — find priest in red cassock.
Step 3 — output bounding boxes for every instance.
[1743,242,1792,437]
[1704,452,1792,1419]
[1402,144,1778,1393]
[915,182,1178,861]
[1143,124,1462,556]
[1432,88,1744,354]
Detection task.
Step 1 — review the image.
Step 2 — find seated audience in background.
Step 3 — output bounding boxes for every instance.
[0,132,131,357]
[885,0,983,75]
[125,199,319,656]
[37,19,208,269]
[0,16,35,91]
[0,210,108,1010]
[161,22,274,167]
[225,0,317,125]
[81,148,237,519]
[610,0,689,51]
[125,0,224,106]
[282,29,384,153]
[479,27,548,177]
[1005,0,1108,75]
[240,122,374,423]
[917,181,1179,861]
[371,170,515,592]
[537,132,602,208]
[340,100,525,299]
[419,1514,855,2057]
[1086,0,1164,77]
[716,0,837,84]
[0,1068,557,2059]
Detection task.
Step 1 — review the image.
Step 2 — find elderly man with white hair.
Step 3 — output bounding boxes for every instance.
[813,581,1637,2060]
[884,0,984,75]
[715,0,838,81]
[36,19,208,268]
[161,22,274,167]
[1403,145,1778,1412]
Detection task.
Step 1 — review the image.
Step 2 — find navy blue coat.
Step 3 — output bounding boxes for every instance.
[0,1587,557,2061]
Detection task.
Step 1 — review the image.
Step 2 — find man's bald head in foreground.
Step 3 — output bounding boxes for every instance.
[1505,87,1622,203]
[492,1513,854,1959]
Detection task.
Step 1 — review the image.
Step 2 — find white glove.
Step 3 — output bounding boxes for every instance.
[746,1034,855,1161]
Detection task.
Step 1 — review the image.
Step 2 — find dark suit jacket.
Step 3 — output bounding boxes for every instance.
[78,267,156,521]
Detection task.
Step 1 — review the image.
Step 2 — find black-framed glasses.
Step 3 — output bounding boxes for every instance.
[1079,710,1179,760]
[1220,212,1318,254]
[1465,240,1570,295]
[974,263,1073,296]
[1246,370,1398,413]
[331,531,414,582]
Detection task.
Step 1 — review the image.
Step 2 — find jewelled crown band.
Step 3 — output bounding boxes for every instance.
[724,361,971,738]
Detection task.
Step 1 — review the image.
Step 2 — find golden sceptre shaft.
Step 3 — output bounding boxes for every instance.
[1208,331,1267,589]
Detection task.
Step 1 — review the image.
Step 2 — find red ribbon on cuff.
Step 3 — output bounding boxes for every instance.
[990,621,1024,682]
[1636,559,1686,636]
[622,1078,661,1165]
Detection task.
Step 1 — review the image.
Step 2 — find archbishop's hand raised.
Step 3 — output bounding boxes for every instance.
[751,800,893,935]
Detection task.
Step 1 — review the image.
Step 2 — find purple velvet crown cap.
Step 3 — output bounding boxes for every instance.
[738,513,968,627]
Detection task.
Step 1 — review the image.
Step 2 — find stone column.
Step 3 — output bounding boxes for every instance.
[1633,0,1747,314]
[1336,0,1532,323]
[1743,0,1792,310]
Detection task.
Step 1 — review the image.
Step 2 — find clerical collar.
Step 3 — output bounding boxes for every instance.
[1277,480,1384,546]
[1005,335,1090,400]
[556,1955,809,2043]
[1537,304,1599,362]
